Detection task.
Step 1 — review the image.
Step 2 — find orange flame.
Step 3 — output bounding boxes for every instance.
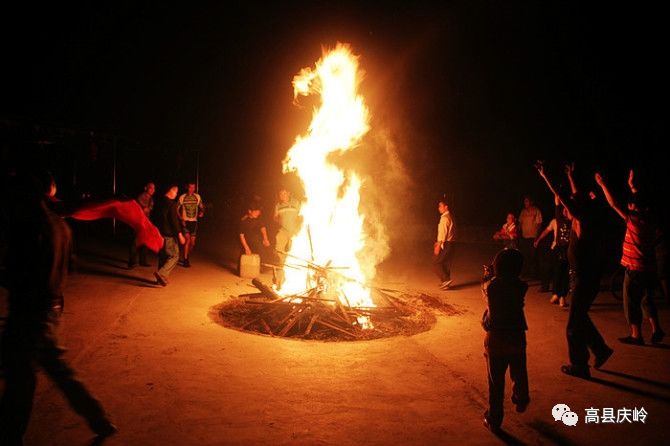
[281,44,376,324]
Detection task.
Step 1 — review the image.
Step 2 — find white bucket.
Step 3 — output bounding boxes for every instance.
[239,254,261,278]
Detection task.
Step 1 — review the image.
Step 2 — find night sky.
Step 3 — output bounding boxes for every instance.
[2,2,666,230]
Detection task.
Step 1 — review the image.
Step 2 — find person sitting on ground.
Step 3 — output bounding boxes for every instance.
[595,170,665,345]
[493,212,519,249]
[481,248,530,433]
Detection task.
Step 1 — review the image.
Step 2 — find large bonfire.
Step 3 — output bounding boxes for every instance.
[213,44,461,340]
[279,44,377,322]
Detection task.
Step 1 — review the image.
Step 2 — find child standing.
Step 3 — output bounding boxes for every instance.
[481,248,530,432]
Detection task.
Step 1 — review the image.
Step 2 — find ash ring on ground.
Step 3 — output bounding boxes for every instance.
[209,291,464,342]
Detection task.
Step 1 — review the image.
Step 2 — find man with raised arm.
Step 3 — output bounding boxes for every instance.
[536,162,613,378]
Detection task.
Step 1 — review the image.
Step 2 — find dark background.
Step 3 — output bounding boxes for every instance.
[1,1,667,245]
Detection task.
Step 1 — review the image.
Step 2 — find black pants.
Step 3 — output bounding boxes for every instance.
[433,241,454,283]
[553,253,570,297]
[566,269,609,367]
[128,237,148,265]
[537,240,553,290]
[0,314,109,444]
[623,269,658,326]
[246,239,277,265]
[484,331,529,427]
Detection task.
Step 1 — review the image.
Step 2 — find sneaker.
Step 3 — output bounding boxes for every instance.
[549,295,559,304]
[182,258,191,268]
[594,346,614,369]
[618,335,644,346]
[154,272,168,286]
[559,297,569,309]
[561,364,591,379]
[650,330,665,344]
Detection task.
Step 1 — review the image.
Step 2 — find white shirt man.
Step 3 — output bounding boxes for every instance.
[434,200,455,290]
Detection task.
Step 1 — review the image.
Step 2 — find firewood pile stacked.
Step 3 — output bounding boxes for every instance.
[212,268,463,341]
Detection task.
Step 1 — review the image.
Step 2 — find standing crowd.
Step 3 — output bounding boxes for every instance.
[1,162,667,443]
[123,181,205,286]
[474,162,667,433]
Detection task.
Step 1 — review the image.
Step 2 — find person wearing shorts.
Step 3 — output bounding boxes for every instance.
[178,182,204,267]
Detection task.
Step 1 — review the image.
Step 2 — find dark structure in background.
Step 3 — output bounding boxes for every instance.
[1,120,199,203]
[1,2,667,262]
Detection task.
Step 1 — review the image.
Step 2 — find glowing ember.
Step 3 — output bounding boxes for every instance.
[280,44,376,328]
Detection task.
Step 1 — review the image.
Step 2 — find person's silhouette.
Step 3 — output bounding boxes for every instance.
[0,170,116,444]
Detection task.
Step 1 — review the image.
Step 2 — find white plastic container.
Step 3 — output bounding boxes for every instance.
[239,254,261,278]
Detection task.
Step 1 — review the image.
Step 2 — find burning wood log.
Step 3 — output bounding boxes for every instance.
[314,319,359,338]
[277,307,307,336]
[210,47,464,340]
[251,277,282,301]
[229,247,453,340]
[236,276,368,338]
[260,319,274,336]
[213,282,453,341]
[304,314,318,336]
[375,288,411,312]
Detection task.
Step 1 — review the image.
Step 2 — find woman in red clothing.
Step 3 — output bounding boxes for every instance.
[493,212,519,249]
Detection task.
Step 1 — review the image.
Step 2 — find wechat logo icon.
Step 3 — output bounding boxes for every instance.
[553,403,578,427]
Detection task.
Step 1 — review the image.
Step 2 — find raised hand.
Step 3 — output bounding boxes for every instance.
[594,172,604,186]
[628,169,636,191]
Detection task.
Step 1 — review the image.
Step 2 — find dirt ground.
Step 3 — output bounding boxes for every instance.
[1,233,669,446]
